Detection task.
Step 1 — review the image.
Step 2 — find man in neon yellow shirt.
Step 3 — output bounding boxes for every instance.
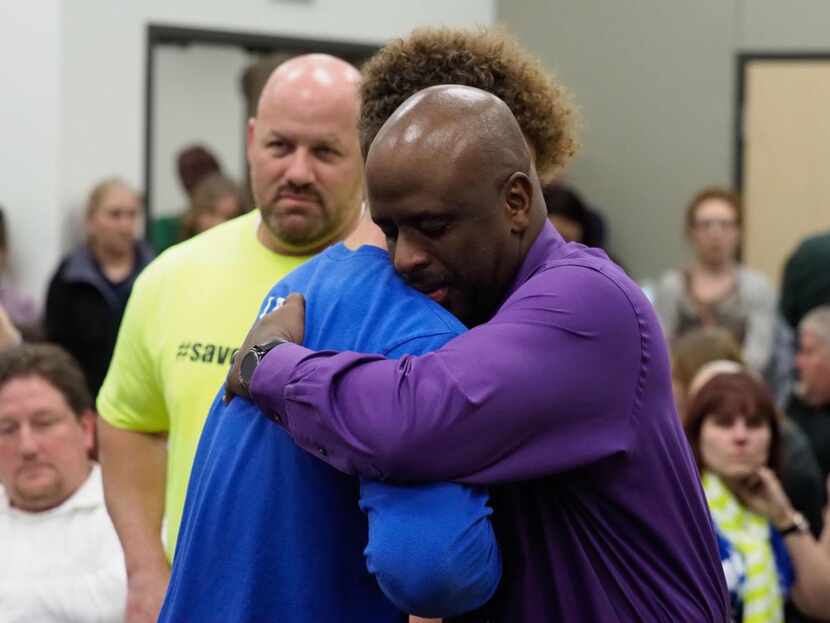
[96,54,364,623]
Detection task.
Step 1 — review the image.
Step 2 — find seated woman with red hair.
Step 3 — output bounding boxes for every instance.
[685,371,830,621]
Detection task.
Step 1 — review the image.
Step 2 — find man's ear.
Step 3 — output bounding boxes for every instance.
[504,172,533,234]
[79,410,97,455]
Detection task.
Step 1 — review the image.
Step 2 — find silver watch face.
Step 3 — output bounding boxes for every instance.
[240,349,260,388]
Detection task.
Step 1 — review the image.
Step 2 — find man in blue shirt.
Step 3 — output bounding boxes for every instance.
[159,214,500,622]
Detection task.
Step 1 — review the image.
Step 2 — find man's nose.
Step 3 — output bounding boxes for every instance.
[392,234,430,276]
[18,424,39,457]
[283,149,315,186]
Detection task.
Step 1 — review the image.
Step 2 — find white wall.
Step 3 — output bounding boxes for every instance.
[498,0,735,281]
[4,0,497,304]
[499,0,830,281]
[0,0,62,305]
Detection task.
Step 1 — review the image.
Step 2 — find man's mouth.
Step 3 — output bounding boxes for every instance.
[277,191,321,206]
[17,463,53,479]
[424,286,449,304]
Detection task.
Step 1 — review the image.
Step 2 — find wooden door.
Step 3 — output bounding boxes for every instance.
[741,58,830,284]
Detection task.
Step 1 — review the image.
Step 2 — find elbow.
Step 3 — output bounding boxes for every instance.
[357,420,432,480]
[366,530,501,617]
[365,403,469,481]
[369,436,422,480]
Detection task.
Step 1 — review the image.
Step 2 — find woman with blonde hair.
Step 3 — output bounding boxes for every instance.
[44,178,153,396]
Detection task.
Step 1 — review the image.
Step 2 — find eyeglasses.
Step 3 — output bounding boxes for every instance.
[692,218,738,232]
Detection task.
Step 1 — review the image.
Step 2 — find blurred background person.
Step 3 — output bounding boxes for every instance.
[685,370,830,622]
[781,228,830,334]
[541,181,605,247]
[0,206,40,340]
[541,181,628,272]
[671,323,827,574]
[149,144,224,253]
[177,144,222,202]
[178,172,242,241]
[0,344,126,622]
[0,306,22,351]
[654,187,776,374]
[688,359,826,548]
[670,326,743,417]
[788,306,830,482]
[44,177,153,398]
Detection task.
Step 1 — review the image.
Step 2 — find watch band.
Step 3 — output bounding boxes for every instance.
[253,337,288,359]
[239,337,288,393]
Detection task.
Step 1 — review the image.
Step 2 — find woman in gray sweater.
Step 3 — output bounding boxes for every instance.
[654,187,776,374]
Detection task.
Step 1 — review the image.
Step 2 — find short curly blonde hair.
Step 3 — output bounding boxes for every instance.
[359,26,578,179]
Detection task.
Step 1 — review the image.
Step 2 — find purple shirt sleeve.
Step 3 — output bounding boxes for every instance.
[250,264,646,485]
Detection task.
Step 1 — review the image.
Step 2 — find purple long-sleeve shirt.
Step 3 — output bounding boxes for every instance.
[251,222,729,622]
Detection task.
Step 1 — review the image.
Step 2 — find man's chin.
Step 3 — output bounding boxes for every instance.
[279,225,322,247]
[12,479,64,511]
[446,299,478,328]
[264,213,325,245]
[795,382,821,407]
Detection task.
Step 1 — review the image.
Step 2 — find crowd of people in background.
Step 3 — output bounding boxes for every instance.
[1,23,829,623]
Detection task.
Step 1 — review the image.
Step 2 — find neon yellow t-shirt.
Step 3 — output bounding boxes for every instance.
[97,211,309,560]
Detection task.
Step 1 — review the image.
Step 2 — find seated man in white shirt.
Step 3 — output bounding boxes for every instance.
[0,343,125,623]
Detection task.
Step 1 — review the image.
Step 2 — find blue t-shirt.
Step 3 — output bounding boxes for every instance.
[160,243,500,622]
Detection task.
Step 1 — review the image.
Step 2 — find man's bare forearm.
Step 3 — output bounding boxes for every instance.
[98,419,168,574]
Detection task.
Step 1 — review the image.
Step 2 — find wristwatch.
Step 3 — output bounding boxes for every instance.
[778,511,809,538]
[239,337,288,393]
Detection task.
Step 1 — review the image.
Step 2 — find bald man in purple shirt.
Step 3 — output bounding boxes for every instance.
[227,86,730,622]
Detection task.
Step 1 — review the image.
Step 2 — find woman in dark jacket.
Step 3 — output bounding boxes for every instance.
[45,178,153,397]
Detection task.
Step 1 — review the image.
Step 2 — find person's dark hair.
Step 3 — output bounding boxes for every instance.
[685,187,742,231]
[542,183,588,220]
[684,371,782,476]
[541,182,594,240]
[359,26,578,180]
[177,145,222,197]
[0,343,92,416]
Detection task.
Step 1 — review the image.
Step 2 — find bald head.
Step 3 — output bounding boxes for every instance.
[368,85,532,185]
[257,54,361,118]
